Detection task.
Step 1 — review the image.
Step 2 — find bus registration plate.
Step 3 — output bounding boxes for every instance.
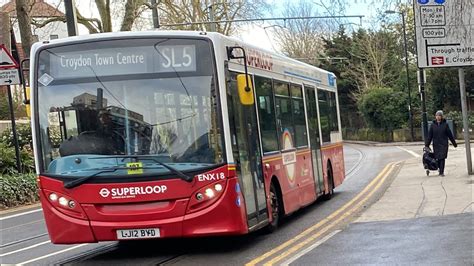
[116,228,160,240]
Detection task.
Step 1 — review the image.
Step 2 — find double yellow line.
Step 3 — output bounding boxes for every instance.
[246,161,400,266]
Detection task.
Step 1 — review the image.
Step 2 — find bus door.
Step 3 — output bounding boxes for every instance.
[304,86,324,194]
[227,70,268,228]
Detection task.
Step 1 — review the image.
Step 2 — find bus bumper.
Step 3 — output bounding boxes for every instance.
[41,178,248,244]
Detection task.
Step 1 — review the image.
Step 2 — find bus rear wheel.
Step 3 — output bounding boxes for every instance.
[265,182,281,233]
[323,166,334,201]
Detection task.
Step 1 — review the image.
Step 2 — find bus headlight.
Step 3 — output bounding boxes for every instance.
[49,193,58,201]
[205,188,215,198]
[58,197,68,207]
[187,180,226,214]
[43,189,87,220]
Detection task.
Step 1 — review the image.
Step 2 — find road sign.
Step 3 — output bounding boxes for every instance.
[0,68,20,85]
[413,0,473,68]
[0,44,19,69]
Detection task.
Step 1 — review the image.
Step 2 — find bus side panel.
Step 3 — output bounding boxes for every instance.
[296,149,318,206]
[321,143,345,191]
[263,156,298,215]
[262,151,317,216]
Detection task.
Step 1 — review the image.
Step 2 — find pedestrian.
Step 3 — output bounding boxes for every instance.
[425,110,457,176]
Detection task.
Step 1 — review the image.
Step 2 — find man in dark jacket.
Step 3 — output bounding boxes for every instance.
[425,110,457,176]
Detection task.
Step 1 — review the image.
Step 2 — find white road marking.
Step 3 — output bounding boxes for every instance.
[280,230,342,266]
[0,240,50,257]
[397,146,421,158]
[18,244,88,265]
[0,208,42,221]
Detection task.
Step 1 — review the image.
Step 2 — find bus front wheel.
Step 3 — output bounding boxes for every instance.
[265,182,281,233]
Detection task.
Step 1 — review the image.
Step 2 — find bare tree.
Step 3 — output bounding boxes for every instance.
[272,0,325,65]
[345,28,401,94]
[158,0,270,35]
[27,0,269,35]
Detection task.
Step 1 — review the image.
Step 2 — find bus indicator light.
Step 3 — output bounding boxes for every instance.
[214,184,223,192]
[196,193,204,201]
[68,200,76,209]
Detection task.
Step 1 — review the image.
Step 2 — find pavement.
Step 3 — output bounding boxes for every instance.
[344,139,473,147]
[357,145,473,221]
[292,145,473,265]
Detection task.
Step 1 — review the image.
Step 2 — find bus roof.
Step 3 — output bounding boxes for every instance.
[31,30,336,88]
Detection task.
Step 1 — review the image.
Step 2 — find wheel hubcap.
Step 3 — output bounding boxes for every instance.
[270,190,278,220]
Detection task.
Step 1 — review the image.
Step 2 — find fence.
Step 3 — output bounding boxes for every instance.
[343,125,472,142]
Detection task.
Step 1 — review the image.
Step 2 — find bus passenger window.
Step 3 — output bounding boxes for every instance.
[274,81,295,150]
[318,90,331,143]
[328,92,339,132]
[290,84,308,147]
[255,76,279,153]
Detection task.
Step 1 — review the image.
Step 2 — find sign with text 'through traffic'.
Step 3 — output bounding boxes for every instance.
[414,0,473,68]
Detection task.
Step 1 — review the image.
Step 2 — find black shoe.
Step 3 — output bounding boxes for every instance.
[439,173,445,176]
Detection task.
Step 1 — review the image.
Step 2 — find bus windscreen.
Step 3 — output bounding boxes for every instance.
[35,38,223,178]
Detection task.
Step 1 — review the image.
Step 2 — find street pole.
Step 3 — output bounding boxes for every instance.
[64,0,78,36]
[150,0,160,29]
[208,0,216,32]
[1,13,22,173]
[7,85,22,173]
[418,69,429,141]
[401,12,414,141]
[458,68,472,175]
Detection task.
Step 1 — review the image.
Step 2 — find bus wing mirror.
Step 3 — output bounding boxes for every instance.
[226,46,254,106]
[236,74,254,105]
[25,87,31,118]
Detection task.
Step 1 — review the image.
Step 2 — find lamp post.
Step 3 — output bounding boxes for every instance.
[385,10,414,141]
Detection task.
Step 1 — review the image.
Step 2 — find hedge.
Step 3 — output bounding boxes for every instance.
[0,173,38,208]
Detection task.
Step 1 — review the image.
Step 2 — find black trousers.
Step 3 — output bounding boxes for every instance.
[438,159,446,174]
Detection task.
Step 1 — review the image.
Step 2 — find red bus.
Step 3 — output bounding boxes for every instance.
[29,31,344,244]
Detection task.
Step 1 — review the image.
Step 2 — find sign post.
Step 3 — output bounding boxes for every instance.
[0,30,22,172]
[414,0,473,175]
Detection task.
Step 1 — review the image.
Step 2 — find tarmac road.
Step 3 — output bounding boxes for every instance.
[0,144,409,265]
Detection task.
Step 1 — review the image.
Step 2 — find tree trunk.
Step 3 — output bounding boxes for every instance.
[120,0,140,31]
[95,0,112,32]
[15,0,34,57]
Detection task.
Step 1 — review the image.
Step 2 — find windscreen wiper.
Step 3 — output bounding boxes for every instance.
[63,155,194,189]
[64,167,120,189]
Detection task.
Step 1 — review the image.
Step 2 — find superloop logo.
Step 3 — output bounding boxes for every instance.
[99,185,168,199]
[282,129,296,187]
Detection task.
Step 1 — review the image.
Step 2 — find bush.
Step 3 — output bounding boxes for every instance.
[0,124,37,209]
[445,110,474,127]
[1,123,32,150]
[358,86,408,130]
[0,173,38,208]
[0,142,35,175]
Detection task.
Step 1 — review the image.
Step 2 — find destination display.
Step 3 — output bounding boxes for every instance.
[46,45,197,79]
